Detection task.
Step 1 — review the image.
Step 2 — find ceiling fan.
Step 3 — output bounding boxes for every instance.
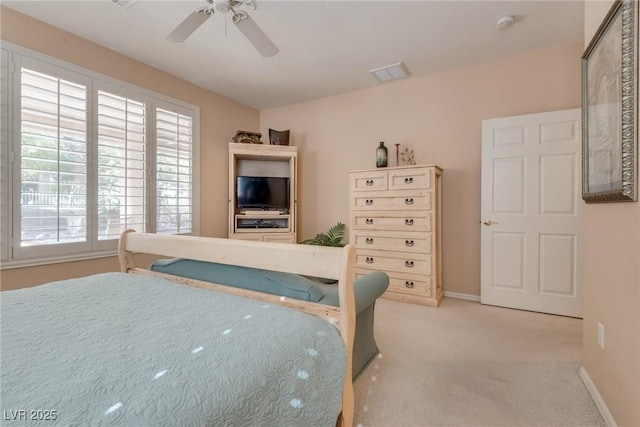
[166,0,278,57]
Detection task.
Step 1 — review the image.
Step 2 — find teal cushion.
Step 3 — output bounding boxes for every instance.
[150,258,324,302]
[319,271,389,314]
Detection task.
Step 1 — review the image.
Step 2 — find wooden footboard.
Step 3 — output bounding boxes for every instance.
[118,230,355,426]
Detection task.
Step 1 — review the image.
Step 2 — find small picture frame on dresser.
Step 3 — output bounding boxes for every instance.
[400,148,416,166]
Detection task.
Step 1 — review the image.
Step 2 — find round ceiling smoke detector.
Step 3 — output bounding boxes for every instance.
[496,15,515,30]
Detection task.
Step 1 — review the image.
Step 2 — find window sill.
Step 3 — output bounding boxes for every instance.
[0,250,119,271]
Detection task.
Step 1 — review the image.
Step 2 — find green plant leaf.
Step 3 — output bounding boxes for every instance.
[325,222,345,247]
[301,222,345,246]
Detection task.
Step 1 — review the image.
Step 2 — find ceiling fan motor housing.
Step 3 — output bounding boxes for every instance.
[213,0,231,13]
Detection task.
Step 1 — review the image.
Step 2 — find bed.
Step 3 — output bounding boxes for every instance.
[1,231,356,426]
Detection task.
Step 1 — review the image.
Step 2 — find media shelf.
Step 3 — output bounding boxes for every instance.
[235,214,291,232]
[228,143,297,243]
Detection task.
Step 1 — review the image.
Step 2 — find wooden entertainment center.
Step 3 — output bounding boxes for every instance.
[228,143,298,243]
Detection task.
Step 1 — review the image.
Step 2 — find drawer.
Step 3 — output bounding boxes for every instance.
[355,268,432,297]
[263,234,295,243]
[230,234,264,241]
[351,190,431,210]
[387,273,432,297]
[352,211,431,232]
[350,170,388,192]
[389,167,432,190]
[353,231,431,253]
[356,250,431,275]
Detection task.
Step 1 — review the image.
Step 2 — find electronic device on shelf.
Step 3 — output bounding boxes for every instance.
[239,210,287,216]
[238,219,280,229]
[236,176,289,211]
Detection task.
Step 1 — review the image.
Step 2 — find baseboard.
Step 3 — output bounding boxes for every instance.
[444,291,481,302]
[580,366,617,427]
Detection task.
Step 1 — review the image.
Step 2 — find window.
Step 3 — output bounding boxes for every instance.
[155,106,193,234]
[97,89,146,241]
[1,48,9,262]
[1,43,199,267]
[19,67,88,248]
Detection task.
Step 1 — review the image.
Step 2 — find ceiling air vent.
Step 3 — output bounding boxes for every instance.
[370,62,409,82]
[111,0,138,9]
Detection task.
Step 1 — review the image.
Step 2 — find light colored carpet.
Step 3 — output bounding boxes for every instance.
[353,297,605,427]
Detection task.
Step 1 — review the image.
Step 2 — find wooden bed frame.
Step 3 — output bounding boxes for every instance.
[118,230,356,427]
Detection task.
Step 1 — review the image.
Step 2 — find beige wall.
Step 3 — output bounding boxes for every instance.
[2,4,637,423]
[261,42,582,296]
[582,2,640,426]
[0,7,259,289]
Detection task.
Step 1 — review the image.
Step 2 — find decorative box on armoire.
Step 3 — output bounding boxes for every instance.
[348,165,443,307]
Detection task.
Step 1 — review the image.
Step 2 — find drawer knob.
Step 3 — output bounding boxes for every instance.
[365,199,374,205]
[405,281,414,289]
[366,179,374,186]
[405,260,414,268]
[366,257,374,264]
[405,218,414,225]
[405,240,414,247]
[405,198,414,205]
[365,218,373,225]
[404,177,414,184]
[365,238,374,244]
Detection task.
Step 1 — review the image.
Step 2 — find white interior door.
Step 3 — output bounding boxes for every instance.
[481,109,582,318]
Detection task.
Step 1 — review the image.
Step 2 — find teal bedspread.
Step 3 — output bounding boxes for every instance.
[1,272,346,426]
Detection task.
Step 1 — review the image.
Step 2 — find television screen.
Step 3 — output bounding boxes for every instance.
[236,176,289,210]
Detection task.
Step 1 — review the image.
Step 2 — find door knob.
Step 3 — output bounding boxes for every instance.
[481,219,498,226]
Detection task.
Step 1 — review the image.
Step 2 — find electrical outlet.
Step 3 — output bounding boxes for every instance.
[597,322,605,350]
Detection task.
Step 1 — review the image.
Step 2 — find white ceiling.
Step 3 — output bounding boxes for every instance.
[3,1,584,110]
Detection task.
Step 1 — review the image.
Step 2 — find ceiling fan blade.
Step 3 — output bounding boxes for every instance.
[233,13,279,57]
[166,9,211,43]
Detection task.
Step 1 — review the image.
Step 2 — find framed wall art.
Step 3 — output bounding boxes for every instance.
[582,0,637,202]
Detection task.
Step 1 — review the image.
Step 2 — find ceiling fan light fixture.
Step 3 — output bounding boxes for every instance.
[167,0,279,57]
[231,10,248,24]
[370,62,409,82]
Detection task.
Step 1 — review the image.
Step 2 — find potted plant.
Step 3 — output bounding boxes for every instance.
[301,222,345,283]
[301,222,345,247]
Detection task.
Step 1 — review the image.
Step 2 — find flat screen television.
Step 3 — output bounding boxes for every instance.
[236,176,289,211]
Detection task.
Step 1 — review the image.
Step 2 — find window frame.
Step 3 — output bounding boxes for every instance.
[0,41,200,269]
[12,54,94,261]
[1,47,10,263]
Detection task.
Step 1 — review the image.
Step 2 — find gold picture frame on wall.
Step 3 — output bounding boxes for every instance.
[582,0,637,202]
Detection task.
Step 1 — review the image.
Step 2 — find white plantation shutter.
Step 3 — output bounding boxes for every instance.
[19,66,88,248]
[1,45,199,266]
[97,90,146,240]
[155,107,193,234]
[0,49,8,261]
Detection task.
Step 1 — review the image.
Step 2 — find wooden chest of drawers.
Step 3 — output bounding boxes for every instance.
[349,165,443,306]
